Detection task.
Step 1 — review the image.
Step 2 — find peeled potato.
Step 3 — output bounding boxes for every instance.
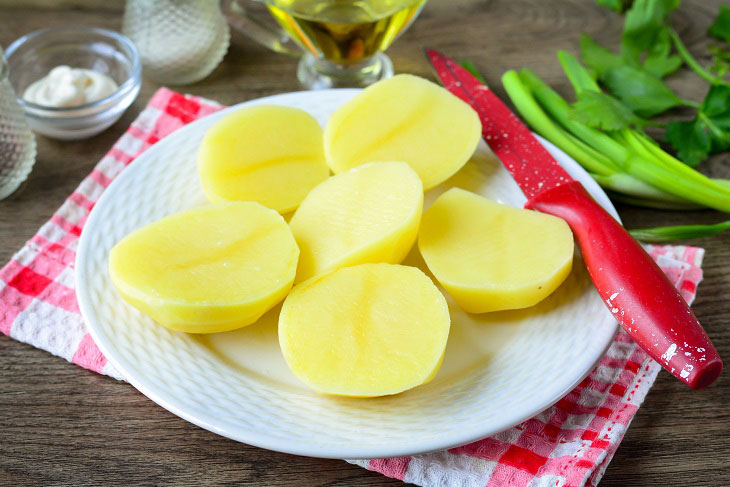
[279,263,450,397]
[324,74,481,189]
[289,161,423,283]
[198,105,330,213]
[418,188,574,313]
[109,202,299,333]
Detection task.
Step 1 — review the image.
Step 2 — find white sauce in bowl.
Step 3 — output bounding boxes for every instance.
[23,65,118,107]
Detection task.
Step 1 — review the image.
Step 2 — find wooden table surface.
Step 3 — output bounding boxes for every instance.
[1,1,728,485]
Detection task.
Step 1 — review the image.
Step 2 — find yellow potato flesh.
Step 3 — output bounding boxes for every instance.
[109,202,299,333]
[279,263,450,397]
[418,188,574,313]
[324,74,482,190]
[288,161,423,283]
[198,105,330,214]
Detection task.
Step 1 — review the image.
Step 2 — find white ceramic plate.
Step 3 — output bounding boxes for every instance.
[76,89,620,459]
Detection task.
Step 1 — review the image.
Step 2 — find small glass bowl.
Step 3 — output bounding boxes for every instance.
[4,26,141,140]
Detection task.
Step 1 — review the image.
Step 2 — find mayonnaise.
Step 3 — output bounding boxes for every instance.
[23,65,118,108]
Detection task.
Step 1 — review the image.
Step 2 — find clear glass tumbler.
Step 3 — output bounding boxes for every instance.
[0,45,36,201]
[122,0,230,85]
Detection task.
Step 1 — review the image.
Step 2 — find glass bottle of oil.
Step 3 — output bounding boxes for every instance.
[268,0,426,88]
[222,0,428,89]
[268,0,426,63]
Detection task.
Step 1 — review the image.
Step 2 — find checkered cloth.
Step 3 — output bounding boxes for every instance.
[0,88,706,487]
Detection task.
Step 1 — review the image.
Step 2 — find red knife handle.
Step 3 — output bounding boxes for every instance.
[526,181,723,389]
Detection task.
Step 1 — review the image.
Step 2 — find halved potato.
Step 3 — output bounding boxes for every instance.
[109,202,299,333]
[289,161,423,283]
[418,188,574,313]
[324,74,482,189]
[279,263,450,397]
[198,105,330,213]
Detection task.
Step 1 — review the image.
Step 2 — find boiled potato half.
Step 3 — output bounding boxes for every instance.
[324,74,482,189]
[418,188,574,313]
[289,161,423,283]
[109,202,299,333]
[198,105,330,213]
[279,263,450,397]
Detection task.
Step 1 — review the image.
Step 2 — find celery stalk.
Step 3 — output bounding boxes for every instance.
[608,192,705,210]
[501,70,621,176]
[518,69,630,165]
[592,173,698,204]
[631,131,730,197]
[621,155,730,212]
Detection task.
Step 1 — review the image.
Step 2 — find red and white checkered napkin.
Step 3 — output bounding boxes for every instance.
[0,88,705,487]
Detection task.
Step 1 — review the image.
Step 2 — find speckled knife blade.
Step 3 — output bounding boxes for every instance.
[426,48,572,200]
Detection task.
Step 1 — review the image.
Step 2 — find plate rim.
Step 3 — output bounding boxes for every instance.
[76,88,620,459]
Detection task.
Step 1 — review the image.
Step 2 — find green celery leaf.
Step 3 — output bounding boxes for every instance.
[702,84,730,119]
[580,35,624,77]
[708,5,730,44]
[665,86,730,167]
[708,44,730,76]
[570,91,646,130]
[665,120,712,166]
[596,0,633,13]
[642,28,683,78]
[621,0,680,64]
[601,64,686,116]
[700,85,730,152]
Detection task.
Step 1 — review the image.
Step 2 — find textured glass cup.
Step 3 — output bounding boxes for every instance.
[0,46,36,200]
[222,0,427,89]
[123,0,230,85]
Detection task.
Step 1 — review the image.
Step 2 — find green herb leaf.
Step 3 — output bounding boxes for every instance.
[707,6,730,78]
[621,0,680,64]
[590,2,681,79]
[596,0,633,13]
[459,60,487,85]
[701,82,730,124]
[642,28,683,78]
[601,64,688,116]
[580,35,624,78]
[708,5,730,44]
[570,91,646,130]
[708,44,730,76]
[665,84,730,166]
[582,29,680,82]
[699,92,730,154]
[665,120,712,166]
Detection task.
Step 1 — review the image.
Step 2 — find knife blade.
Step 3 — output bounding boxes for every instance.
[426,48,722,390]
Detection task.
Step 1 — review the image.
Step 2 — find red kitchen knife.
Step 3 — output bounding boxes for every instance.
[426,48,722,390]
